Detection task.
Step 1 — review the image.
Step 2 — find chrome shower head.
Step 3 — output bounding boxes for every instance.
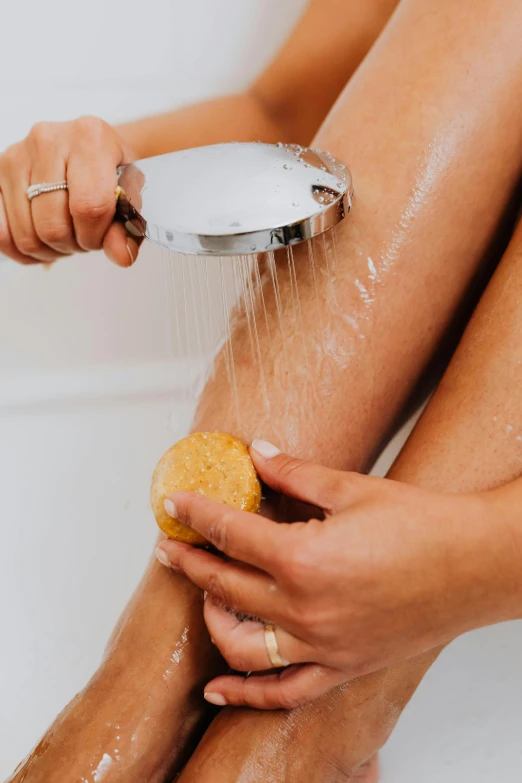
[116,142,352,256]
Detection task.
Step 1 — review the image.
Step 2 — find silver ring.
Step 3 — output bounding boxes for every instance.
[27,181,68,201]
[264,624,289,668]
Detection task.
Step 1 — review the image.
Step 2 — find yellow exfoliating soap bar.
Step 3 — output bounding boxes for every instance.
[150,431,261,546]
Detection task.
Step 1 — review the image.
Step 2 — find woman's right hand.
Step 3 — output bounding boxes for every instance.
[0,116,140,267]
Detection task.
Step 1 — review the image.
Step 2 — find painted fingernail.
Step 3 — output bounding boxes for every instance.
[204,692,227,706]
[251,439,281,459]
[155,546,171,567]
[164,498,177,518]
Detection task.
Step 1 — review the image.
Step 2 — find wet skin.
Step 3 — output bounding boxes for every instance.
[177,0,522,779]
[8,0,522,780]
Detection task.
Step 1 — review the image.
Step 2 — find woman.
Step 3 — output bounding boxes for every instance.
[4,0,522,780]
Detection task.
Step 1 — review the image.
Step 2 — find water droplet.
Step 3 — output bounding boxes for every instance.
[318,196,325,203]
[283,164,292,170]
[320,165,326,171]
[250,244,257,251]
[276,142,283,148]
[292,201,299,207]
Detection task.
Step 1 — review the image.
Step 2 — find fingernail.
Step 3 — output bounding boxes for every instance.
[164,498,177,518]
[126,239,137,266]
[251,439,281,459]
[155,546,171,567]
[204,692,227,706]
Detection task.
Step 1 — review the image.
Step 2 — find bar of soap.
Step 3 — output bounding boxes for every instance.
[151,432,261,546]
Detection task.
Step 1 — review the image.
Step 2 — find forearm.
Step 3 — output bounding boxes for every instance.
[117,0,401,159]
[388,218,522,630]
[488,477,522,623]
[116,92,286,160]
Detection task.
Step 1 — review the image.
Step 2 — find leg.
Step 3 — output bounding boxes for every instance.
[177,0,522,780]
[7,551,223,783]
[180,225,522,782]
[3,10,416,783]
[10,0,522,779]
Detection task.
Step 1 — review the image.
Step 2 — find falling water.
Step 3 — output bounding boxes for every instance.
[163,232,342,441]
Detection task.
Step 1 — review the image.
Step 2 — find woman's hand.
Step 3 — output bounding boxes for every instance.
[156,441,521,710]
[0,116,139,267]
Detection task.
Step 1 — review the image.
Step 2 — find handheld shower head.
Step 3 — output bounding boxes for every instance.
[116,142,352,256]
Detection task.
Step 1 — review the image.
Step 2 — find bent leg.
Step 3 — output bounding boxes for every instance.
[10,0,522,779]
[177,0,522,779]
[180,225,522,782]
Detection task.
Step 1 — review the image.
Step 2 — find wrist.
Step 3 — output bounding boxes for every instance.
[449,487,522,632]
[480,480,522,621]
[114,122,141,161]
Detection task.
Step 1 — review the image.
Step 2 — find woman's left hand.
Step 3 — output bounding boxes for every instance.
[156,440,517,710]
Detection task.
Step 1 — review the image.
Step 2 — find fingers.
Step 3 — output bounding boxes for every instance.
[204,664,341,710]
[165,491,287,572]
[203,596,312,672]
[0,191,37,264]
[28,125,80,255]
[67,116,123,251]
[156,539,285,622]
[0,143,59,263]
[0,117,137,266]
[103,222,141,268]
[250,440,363,515]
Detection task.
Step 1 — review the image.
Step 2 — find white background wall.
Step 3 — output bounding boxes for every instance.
[1,1,521,780]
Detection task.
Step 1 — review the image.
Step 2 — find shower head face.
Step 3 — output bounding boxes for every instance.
[116,142,352,256]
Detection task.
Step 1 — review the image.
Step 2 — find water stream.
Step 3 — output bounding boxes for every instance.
[163,232,342,443]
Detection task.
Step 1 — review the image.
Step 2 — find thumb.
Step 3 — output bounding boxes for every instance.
[250,440,360,514]
[103,221,141,268]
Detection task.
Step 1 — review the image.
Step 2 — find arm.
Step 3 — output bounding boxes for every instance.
[0,0,399,268]
[117,0,400,158]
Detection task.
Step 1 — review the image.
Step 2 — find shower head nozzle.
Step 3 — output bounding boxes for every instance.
[116,142,352,256]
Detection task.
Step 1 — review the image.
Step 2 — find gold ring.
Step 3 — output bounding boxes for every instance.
[264,624,289,668]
